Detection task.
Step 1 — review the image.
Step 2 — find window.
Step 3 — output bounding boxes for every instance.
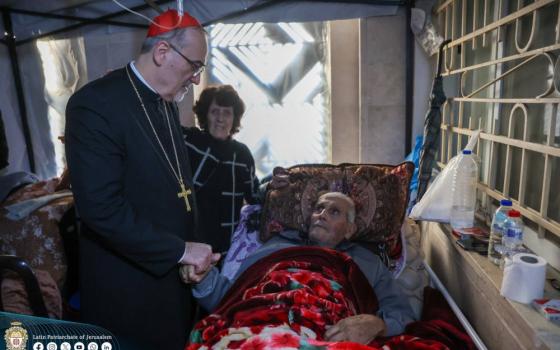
[204,22,330,178]
[435,0,560,266]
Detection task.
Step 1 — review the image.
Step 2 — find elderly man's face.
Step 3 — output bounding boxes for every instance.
[308,194,356,248]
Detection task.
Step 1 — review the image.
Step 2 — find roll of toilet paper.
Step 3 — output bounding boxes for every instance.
[500,253,547,304]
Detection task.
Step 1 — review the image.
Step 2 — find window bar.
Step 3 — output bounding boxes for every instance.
[436,0,454,14]
[556,3,560,43]
[441,101,449,163]
[497,0,504,42]
[461,0,467,69]
[556,57,560,93]
[459,101,465,154]
[483,0,489,46]
[451,126,560,157]
[477,182,560,238]
[473,0,479,49]
[488,104,500,207]
[508,104,529,206]
[465,54,539,98]
[455,97,560,103]
[514,0,538,53]
[445,0,553,49]
[448,102,454,160]
[443,43,560,77]
[539,103,558,237]
[444,2,455,72]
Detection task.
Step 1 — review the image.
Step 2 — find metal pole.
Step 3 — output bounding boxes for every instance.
[405,0,414,156]
[2,9,35,172]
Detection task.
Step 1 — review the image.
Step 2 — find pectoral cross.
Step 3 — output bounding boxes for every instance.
[177,182,192,212]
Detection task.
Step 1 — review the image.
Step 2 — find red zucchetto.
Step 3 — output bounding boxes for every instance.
[147,9,201,37]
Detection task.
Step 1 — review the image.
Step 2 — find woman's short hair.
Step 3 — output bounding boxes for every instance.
[193,85,246,136]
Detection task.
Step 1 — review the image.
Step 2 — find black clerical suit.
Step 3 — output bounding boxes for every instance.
[65,64,197,350]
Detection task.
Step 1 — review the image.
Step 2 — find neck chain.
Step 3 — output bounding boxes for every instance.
[126,66,192,212]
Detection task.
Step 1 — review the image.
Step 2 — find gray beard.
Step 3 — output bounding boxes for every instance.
[174,85,190,103]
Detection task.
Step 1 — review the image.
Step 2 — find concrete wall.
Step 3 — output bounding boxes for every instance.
[330,10,434,165]
[330,19,360,164]
[359,9,407,164]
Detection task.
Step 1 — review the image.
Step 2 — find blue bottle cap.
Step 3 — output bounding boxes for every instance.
[462,150,472,155]
[500,199,512,206]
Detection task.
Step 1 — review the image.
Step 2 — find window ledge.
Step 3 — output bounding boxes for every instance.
[420,221,560,350]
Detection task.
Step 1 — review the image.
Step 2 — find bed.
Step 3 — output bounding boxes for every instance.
[186,162,487,350]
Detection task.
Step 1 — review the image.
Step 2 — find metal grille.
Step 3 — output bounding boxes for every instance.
[435,0,560,242]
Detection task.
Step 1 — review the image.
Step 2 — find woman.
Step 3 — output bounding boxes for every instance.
[183,85,260,253]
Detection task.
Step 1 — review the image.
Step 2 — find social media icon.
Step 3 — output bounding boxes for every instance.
[33,342,44,350]
[74,342,85,350]
[47,342,58,350]
[88,342,98,350]
[101,342,112,350]
[60,342,71,350]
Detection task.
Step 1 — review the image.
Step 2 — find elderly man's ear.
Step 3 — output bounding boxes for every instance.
[344,222,357,240]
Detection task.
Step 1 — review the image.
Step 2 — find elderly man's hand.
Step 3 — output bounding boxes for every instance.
[180,242,221,273]
[324,314,386,344]
[179,264,213,284]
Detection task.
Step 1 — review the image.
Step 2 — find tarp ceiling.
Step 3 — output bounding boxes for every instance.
[1,0,402,44]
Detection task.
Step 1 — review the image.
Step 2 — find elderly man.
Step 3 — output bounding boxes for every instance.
[185,192,415,345]
[65,10,219,350]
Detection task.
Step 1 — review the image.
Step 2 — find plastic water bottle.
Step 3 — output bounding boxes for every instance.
[450,150,479,229]
[487,199,512,265]
[502,209,524,258]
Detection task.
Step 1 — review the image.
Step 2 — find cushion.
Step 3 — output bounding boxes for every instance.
[260,162,414,257]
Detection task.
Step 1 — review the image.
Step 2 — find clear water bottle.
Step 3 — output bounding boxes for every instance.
[450,150,479,229]
[487,199,512,265]
[502,209,524,258]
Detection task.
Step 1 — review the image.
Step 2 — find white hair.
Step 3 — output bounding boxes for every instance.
[319,192,355,223]
[140,26,206,54]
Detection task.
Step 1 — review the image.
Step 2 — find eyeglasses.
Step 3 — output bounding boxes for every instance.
[167,42,206,77]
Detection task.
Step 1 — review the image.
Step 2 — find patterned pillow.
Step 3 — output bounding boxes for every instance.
[260,162,414,257]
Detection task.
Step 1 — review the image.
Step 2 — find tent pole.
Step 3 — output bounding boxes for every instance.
[1,8,36,172]
[404,0,415,156]
[404,0,414,157]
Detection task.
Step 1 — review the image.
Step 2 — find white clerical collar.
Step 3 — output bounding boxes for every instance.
[130,61,157,93]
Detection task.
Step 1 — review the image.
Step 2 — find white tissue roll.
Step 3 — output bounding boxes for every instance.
[500,253,547,304]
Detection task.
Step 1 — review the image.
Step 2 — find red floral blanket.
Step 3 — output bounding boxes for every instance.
[186,247,474,350]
